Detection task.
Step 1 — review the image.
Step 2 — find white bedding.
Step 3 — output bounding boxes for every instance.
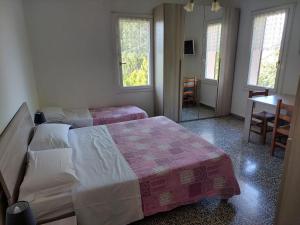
[63,108,93,128]
[21,125,143,225]
[69,125,143,225]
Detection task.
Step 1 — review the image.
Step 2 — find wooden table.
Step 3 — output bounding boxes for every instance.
[243,94,295,141]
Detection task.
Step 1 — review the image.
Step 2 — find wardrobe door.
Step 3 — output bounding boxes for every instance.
[154,5,165,116]
[163,4,185,122]
[216,7,240,116]
[153,4,185,122]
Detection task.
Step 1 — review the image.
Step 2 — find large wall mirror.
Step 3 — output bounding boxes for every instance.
[180,3,239,122]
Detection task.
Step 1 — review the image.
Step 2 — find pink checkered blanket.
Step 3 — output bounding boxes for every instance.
[89,105,148,125]
[107,116,240,216]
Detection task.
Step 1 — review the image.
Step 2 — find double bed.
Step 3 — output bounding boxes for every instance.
[0,103,240,225]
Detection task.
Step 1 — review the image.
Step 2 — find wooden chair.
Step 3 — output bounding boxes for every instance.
[271,99,294,156]
[248,89,275,144]
[183,77,197,105]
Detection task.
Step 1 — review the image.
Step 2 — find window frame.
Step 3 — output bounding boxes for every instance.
[203,19,223,83]
[246,4,295,91]
[114,13,154,92]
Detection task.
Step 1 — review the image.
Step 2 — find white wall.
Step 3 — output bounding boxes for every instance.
[231,0,300,117]
[182,5,223,108]
[0,0,39,133]
[24,0,187,116]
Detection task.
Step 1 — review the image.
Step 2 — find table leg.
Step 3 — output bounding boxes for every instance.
[243,99,254,141]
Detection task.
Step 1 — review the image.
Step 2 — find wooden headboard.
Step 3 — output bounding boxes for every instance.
[0,103,34,206]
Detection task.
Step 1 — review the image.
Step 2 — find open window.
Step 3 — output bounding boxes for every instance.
[116,16,153,89]
[205,22,222,81]
[247,9,288,89]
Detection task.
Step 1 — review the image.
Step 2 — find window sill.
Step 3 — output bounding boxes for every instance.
[200,79,218,85]
[243,84,276,93]
[117,86,153,94]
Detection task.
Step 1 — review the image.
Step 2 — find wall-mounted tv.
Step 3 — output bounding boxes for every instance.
[184,40,195,55]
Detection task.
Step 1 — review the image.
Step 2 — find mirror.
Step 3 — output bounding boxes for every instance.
[180,5,223,122]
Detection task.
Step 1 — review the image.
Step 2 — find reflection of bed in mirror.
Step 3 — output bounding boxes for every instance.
[0,103,240,225]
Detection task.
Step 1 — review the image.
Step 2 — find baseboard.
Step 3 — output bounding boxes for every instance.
[230,113,245,121]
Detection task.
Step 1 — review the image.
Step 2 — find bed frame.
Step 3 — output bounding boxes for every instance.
[0,103,75,225]
[0,103,34,205]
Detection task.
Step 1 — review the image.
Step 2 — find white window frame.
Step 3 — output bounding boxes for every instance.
[246,4,295,92]
[113,13,154,92]
[203,19,223,83]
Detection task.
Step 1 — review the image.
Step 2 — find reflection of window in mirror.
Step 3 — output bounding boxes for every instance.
[205,22,222,81]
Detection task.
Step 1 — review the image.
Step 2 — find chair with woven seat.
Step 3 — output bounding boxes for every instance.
[248,89,275,144]
[271,99,294,156]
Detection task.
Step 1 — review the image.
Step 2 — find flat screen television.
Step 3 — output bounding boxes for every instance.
[184,40,195,55]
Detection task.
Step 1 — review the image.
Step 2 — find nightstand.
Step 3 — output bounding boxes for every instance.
[41,216,77,225]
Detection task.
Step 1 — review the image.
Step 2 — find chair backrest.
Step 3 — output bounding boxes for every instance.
[274,99,294,128]
[183,77,197,88]
[249,89,269,98]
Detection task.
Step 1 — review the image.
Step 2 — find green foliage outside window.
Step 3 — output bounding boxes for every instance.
[257,49,280,88]
[119,19,150,87]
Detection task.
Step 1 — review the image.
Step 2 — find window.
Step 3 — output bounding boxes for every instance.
[248,9,287,89]
[116,16,152,88]
[205,22,222,80]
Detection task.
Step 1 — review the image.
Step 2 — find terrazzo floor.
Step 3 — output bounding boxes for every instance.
[181,105,216,121]
[132,116,284,225]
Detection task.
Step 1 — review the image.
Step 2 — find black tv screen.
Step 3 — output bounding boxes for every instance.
[184,40,195,55]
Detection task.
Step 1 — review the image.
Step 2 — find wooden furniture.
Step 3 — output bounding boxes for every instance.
[275,79,300,225]
[183,77,197,105]
[41,216,77,225]
[215,7,240,116]
[271,99,294,156]
[153,4,184,122]
[0,103,74,225]
[243,94,296,141]
[248,89,275,144]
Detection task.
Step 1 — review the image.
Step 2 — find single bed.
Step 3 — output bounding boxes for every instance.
[42,105,148,128]
[0,103,240,225]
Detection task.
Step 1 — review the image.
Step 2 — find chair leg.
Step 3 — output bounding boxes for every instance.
[262,119,267,145]
[271,131,276,156]
[248,124,251,143]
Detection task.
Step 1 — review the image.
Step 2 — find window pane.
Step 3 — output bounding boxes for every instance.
[119,18,151,87]
[205,23,222,80]
[248,10,286,88]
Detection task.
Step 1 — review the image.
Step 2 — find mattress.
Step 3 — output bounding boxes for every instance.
[22,116,239,225]
[42,106,148,128]
[89,105,148,125]
[27,191,74,222]
[107,116,240,216]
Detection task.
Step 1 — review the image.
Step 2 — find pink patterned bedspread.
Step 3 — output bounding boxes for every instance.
[89,105,148,125]
[107,116,240,216]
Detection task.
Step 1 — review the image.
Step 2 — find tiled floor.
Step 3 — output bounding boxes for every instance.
[132,117,284,225]
[181,105,216,121]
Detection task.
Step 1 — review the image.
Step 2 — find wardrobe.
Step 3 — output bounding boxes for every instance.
[153,4,240,122]
[153,4,185,122]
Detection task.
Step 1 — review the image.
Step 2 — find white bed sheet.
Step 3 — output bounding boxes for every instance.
[21,125,143,225]
[28,191,74,222]
[69,125,143,225]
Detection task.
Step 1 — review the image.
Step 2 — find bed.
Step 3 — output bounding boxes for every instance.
[0,103,240,225]
[42,105,148,128]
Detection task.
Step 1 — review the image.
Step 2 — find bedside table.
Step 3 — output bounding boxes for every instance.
[41,216,77,225]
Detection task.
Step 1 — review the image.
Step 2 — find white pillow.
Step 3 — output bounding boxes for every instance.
[29,123,71,151]
[42,107,66,123]
[19,148,79,202]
